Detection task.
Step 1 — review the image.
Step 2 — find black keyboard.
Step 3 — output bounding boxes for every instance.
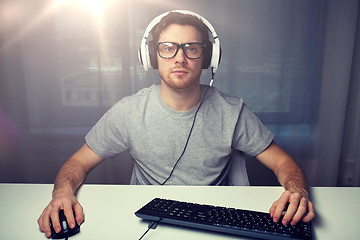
[135,198,312,240]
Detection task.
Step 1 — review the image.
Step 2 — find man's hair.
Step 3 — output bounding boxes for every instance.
[150,12,211,45]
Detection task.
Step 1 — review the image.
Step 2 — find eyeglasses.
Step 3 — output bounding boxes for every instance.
[157,42,206,59]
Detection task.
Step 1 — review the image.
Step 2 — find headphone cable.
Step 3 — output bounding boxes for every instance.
[161,83,211,185]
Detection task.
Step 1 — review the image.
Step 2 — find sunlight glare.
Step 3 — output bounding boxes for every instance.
[80,0,105,20]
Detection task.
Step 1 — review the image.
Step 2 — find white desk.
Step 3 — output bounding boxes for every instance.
[0,184,359,240]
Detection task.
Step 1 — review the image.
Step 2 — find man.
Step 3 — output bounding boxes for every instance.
[38,10,315,238]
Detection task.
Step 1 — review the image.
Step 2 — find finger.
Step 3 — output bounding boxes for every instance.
[282,200,300,225]
[301,201,316,223]
[281,192,303,225]
[272,191,291,223]
[62,198,76,223]
[289,197,308,225]
[38,206,53,237]
[63,207,76,229]
[269,200,279,218]
[37,210,45,231]
[50,208,62,233]
[73,203,84,225]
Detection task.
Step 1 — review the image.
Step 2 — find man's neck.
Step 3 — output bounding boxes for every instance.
[160,81,202,112]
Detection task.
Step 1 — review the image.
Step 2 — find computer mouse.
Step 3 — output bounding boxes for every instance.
[50,209,80,239]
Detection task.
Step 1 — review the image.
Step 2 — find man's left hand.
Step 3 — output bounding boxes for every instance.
[269,190,315,226]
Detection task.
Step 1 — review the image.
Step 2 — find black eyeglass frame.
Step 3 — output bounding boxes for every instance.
[156,42,206,59]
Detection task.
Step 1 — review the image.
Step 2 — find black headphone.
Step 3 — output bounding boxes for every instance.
[138,10,221,73]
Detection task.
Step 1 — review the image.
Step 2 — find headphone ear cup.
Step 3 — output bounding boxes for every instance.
[202,42,212,69]
[149,41,158,69]
[139,38,151,71]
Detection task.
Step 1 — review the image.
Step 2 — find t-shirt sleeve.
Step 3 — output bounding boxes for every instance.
[85,100,129,158]
[232,104,273,157]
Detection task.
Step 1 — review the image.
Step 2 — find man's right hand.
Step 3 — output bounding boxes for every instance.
[37,190,84,238]
[38,144,103,237]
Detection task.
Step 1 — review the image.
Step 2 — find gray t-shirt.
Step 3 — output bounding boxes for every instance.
[85,84,273,185]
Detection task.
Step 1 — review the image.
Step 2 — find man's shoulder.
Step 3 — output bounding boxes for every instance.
[135,84,160,96]
[205,85,244,107]
[104,84,159,116]
[126,84,159,100]
[114,84,159,105]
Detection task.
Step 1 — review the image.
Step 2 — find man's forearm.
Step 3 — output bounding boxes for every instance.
[276,159,309,198]
[53,158,87,197]
[256,141,310,198]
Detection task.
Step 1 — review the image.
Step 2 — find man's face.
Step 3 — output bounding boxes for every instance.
[157,24,203,90]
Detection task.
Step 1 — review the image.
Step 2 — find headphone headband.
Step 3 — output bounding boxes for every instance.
[138,10,221,73]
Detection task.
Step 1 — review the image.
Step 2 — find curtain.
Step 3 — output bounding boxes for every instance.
[0,0,359,186]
